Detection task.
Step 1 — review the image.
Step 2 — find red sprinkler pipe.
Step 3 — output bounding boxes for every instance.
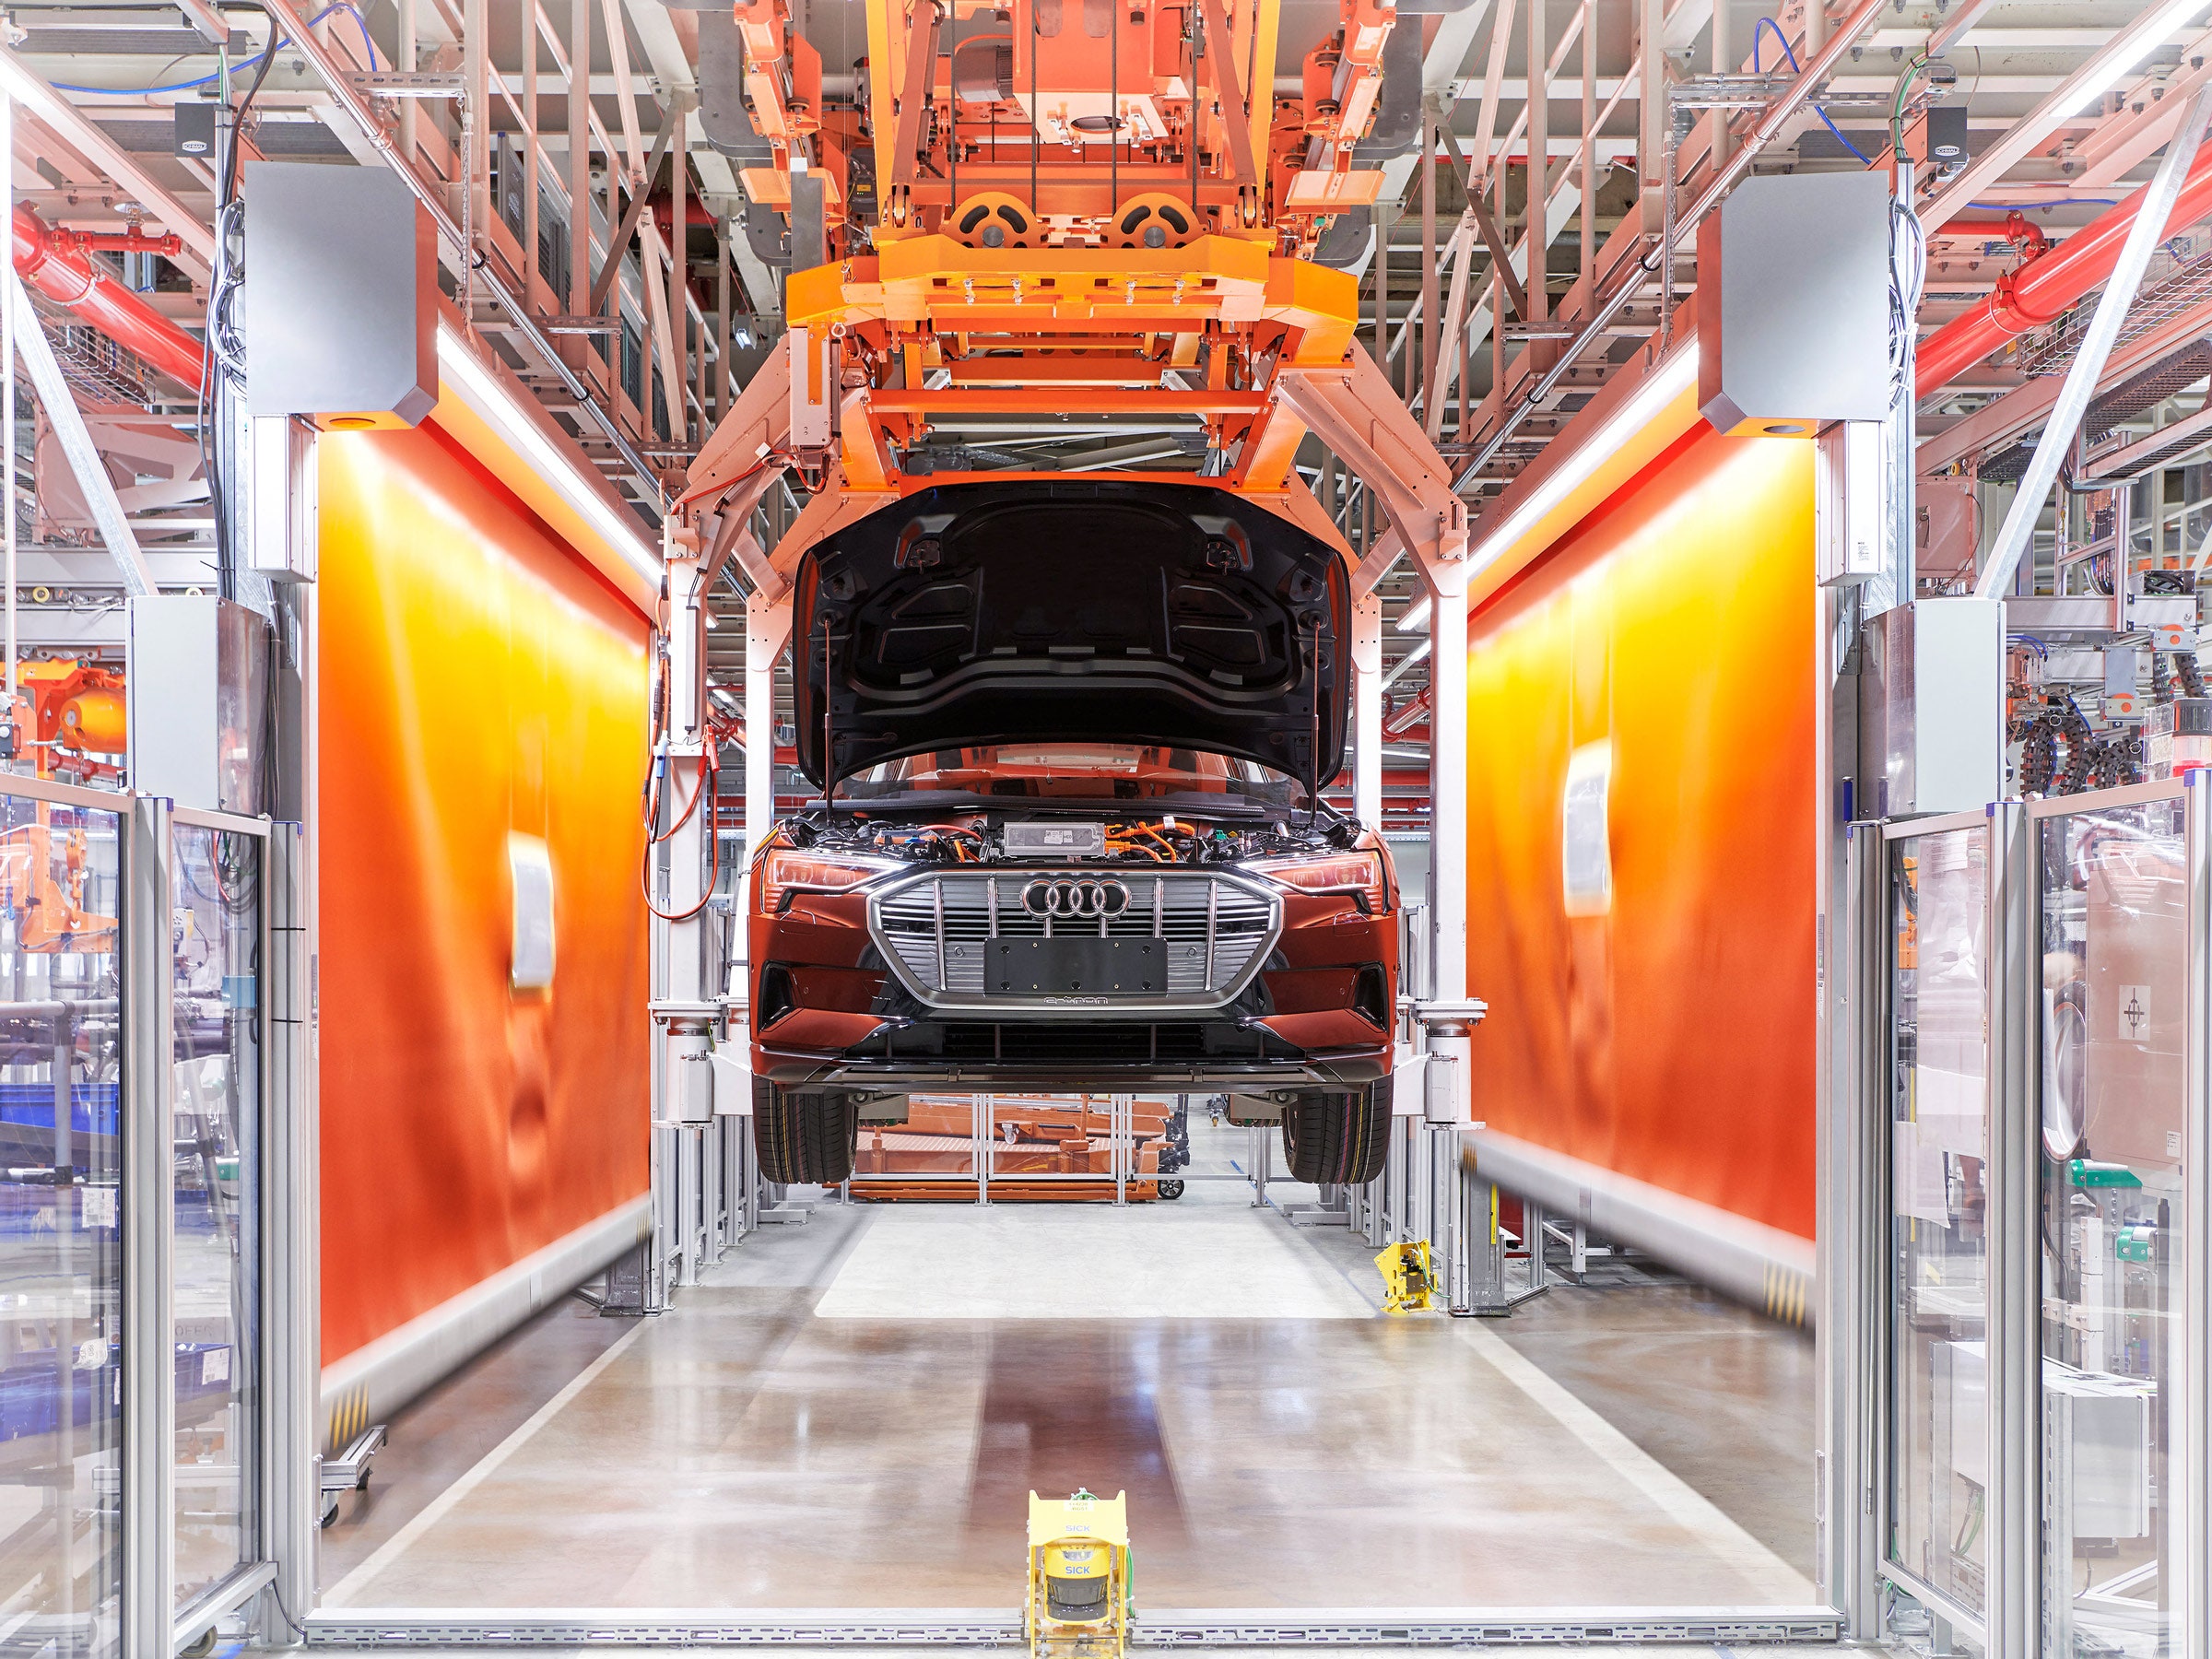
[12,205,206,394]
[1916,140,2212,398]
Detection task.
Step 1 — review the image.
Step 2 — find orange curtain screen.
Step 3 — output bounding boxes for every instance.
[316,423,652,1365]
[1463,428,1818,1240]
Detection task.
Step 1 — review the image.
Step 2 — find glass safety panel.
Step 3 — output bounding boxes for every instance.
[0,794,123,1656]
[853,1091,978,1187]
[1887,824,1992,1626]
[984,1094,1159,1195]
[2037,799,2185,1658]
[170,826,260,1606]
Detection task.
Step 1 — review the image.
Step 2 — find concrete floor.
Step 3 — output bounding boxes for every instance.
[315,1124,1819,1619]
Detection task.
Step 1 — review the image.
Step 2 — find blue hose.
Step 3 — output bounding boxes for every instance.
[1753,16,1875,164]
[52,2,379,96]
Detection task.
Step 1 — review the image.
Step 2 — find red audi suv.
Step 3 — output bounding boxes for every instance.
[746,479,1400,1187]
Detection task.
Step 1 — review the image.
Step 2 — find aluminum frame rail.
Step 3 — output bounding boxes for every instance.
[1853,777,2212,1653]
[256,0,665,504]
[300,1606,1845,1646]
[1453,0,1888,494]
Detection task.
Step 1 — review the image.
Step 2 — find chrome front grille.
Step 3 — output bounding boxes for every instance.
[870,869,1279,1012]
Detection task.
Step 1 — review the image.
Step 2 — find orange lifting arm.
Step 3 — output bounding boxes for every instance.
[684,0,1456,574]
[735,0,823,164]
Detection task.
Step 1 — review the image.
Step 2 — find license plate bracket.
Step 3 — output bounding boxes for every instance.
[987,938,1163,995]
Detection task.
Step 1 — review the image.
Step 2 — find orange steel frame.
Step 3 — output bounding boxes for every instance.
[677,0,1465,582]
[658,0,1479,1182]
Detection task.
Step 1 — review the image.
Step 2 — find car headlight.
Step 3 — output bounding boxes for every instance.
[1247,849,1391,913]
[756,849,900,914]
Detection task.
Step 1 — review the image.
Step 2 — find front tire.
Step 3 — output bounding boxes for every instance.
[1279,1087,1389,1184]
[1157,1180,1185,1200]
[753,1085,860,1184]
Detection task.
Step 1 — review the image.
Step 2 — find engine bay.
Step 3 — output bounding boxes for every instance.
[778,808,1358,866]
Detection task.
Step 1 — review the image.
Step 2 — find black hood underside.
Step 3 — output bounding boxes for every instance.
[793,480,1349,791]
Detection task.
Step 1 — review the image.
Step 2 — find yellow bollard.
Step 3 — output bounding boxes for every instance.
[1027,1488,1132,1659]
[1375,1241,1437,1313]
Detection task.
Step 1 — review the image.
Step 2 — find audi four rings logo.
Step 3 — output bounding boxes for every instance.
[1023,877,1131,918]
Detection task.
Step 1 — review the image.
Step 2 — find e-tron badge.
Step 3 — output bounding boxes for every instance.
[1023,877,1132,920]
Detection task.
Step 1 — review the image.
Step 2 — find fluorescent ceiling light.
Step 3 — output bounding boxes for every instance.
[434,324,662,582]
[2051,0,2207,122]
[1382,639,1431,690]
[1465,346,1700,578]
[1396,594,1431,634]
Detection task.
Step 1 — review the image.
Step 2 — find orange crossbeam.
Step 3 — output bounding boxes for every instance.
[870,388,1266,416]
[947,359,1172,386]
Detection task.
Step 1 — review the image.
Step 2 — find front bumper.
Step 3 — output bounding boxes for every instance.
[749,876,1396,1090]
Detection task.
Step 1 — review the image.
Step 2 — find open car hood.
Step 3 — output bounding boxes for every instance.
[792,480,1349,793]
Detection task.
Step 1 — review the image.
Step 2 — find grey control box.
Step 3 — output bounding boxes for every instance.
[127,595,269,815]
[1003,821,1107,859]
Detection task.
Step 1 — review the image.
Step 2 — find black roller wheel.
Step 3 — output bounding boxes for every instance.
[753,1084,860,1184]
[1280,1087,1390,1184]
[1157,1180,1185,1200]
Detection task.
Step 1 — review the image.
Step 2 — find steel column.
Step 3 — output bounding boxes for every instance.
[1428,567,1467,1009]
[1351,592,1382,827]
[1834,821,1885,1638]
[746,589,793,861]
[1983,801,2035,1657]
[262,824,317,1640]
[1976,83,2212,598]
[122,795,175,1655]
[2184,772,2211,1656]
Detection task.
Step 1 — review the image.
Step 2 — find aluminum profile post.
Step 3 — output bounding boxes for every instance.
[1975,82,2212,600]
[1428,565,1467,1008]
[2185,770,2211,1656]
[121,794,175,1654]
[262,822,320,1639]
[746,587,794,861]
[1981,799,2037,1657]
[1830,819,1887,1637]
[1351,592,1382,830]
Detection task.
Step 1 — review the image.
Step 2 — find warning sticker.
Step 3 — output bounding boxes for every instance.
[2119,983,2151,1041]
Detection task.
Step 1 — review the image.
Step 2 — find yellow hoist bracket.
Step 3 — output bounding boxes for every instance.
[1376,1241,1437,1314]
[1027,1488,1133,1659]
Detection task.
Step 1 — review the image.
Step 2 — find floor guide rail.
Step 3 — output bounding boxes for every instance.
[303,1607,1845,1646]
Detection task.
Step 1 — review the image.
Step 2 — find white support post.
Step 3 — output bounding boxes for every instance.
[263,824,320,1639]
[1976,83,2212,599]
[652,550,717,1295]
[664,553,712,1013]
[1421,561,1478,1126]
[1352,592,1382,828]
[1428,565,1467,1007]
[6,273,155,597]
[746,587,793,857]
[121,796,174,1656]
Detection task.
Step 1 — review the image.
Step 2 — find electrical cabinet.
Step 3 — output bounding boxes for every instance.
[1859,599,2005,818]
[242,160,436,429]
[125,595,269,816]
[1698,171,1892,437]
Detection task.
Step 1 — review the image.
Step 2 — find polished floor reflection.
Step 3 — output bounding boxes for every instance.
[320,1152,1815,1614]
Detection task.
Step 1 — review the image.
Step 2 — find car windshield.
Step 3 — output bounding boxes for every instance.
[835,743,1300,807]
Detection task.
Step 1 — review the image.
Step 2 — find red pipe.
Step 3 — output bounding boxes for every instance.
[650,197,721,236]
[74,229,183,257]
[1933,212,2051,259]
[1916,143,2212,396]
[12,205,206,394]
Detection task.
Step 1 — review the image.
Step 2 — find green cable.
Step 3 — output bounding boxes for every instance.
[1891,53,1929,159]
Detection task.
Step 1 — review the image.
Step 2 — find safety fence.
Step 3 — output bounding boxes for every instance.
[0,775,309,1657]
[1847,776,2210,1655]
